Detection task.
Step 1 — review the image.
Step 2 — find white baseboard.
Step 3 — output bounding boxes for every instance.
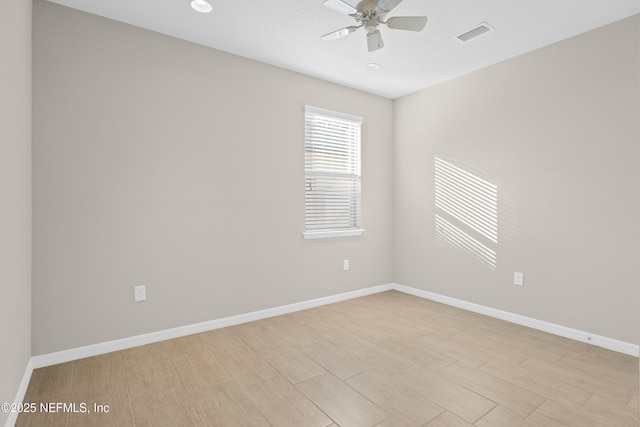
[31,283,393,369]
[4,358,34,427]
[28,281,638,373]
[392,283,640,357]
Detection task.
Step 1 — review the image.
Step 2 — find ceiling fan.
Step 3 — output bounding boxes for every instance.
[321,0,428,52]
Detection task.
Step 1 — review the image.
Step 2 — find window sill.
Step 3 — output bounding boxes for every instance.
[302,229,365,240]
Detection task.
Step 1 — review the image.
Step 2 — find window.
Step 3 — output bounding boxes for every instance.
[303,106,363,239]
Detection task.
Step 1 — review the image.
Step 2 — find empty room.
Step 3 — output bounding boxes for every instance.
[1,0,639,426]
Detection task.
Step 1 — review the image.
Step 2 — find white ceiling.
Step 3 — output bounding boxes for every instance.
[47,0,640,99]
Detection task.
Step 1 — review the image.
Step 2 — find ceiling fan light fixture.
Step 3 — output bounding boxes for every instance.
[190,0,213,13]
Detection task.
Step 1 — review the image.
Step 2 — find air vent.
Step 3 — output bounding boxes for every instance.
[455,22,493,43]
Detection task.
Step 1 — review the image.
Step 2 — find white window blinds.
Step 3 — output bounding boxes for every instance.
[304,106,363,239]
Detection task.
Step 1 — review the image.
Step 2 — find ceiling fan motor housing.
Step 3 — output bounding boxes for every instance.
[363,17,379,33]
[357,0,385,33]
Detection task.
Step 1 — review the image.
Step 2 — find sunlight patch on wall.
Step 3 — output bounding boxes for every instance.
[435,157,498,270]
[435,214,497,269]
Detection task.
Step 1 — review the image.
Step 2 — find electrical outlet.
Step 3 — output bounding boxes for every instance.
[514,272,524,286]
[134,285,146,302]
[343,259,350,271]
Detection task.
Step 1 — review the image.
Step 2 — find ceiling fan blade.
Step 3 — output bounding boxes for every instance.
[323,0,357,15]
[367,30,384,52]
[321,26,359,41]
[377,0,403,13]
[386,16,427,31]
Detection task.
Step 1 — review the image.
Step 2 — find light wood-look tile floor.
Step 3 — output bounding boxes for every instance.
[16,291,639,426]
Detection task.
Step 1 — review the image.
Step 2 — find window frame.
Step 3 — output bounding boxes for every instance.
[302,105,364,240]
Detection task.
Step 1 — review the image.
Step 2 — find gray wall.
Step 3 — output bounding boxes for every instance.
[32,1,393,355]
[0,0,32,424]
[393,16,640,344]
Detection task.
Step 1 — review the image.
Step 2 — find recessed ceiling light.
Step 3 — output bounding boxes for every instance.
[364,63,381,71]
[190,0,213,13]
